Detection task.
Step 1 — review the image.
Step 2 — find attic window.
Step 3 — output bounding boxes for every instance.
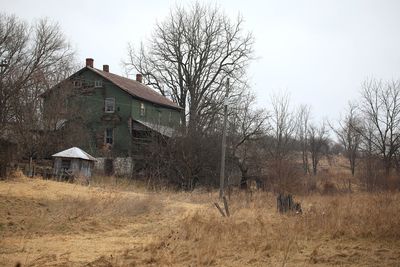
[140,102,145,116]
[104,97,115,113]
[94,80,102,88]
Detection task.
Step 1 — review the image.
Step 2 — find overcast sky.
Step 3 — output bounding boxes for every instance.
[2,0,400,122]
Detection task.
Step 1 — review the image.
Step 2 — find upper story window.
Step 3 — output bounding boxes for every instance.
[105,128,114,145]
[104,97,115,113]
[168,111,172,123]
[94,80,103,88]
[73,80,82,88]
[158,110,162,124]
[140,102,145,116]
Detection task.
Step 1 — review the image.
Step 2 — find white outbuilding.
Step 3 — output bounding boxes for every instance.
[52,147,96,178]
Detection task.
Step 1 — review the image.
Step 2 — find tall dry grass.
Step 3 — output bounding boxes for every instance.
[136,191,400,266]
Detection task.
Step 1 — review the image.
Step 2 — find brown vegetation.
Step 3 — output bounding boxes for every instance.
[1,173,400,266]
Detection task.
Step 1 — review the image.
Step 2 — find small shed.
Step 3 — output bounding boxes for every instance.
[52,147,96,178]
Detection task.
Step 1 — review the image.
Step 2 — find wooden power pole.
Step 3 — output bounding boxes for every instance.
[219,78,230,199]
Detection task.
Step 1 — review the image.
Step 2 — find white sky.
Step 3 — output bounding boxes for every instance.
[2,0,400,122]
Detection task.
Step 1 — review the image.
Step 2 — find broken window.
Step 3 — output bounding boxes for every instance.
[140,102,145,116]
[105,128,114,145]
[104,97,115,113]
[73,80,82,88]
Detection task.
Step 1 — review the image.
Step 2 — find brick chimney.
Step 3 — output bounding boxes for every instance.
[136,73,143,83]
[86,58,94,68]
[103,65,109,72]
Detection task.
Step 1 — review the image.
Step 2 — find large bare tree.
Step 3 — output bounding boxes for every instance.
[358,79,400,175]
[125,2,254,133]
[0,13,75,158]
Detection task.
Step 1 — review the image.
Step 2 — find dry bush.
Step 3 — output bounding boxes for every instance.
[321,181,338,195]
[7,170,28,180]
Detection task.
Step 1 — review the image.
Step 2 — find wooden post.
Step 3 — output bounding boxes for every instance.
[219,78,230,199]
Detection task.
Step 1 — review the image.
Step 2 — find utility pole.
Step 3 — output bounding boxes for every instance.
[219,78,229,199]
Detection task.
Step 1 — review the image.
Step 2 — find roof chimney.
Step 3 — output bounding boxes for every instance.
[86,58,94,68]
[136,73,143,83]
[103,65,109,72]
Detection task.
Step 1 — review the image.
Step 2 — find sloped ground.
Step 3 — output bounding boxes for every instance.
[0,176,400,266]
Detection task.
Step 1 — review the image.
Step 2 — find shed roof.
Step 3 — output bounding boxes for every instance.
[52,147,97,161]
[135,119,176,138]
[89,67,182,110]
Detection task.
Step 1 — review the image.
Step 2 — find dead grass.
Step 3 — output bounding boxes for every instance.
[133,191,400,266]
[1,175,400,266]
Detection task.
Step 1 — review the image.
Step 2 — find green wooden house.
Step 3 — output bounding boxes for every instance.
[43,58,182,158]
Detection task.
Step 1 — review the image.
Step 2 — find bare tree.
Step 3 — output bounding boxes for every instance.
[330,103,362,177]
[358,79,400,176]
[308,122,329,176]
[265,92,299,190]
[296,104,311,175]
[268,92,297,161]
[125,2,254,133]
[0,14,75,159]
[227,91,268,187]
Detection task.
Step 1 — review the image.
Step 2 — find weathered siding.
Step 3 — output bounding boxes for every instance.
[53,157,93,177]
[45,68,182,157]
[131,97,181,126]
[73,70,133,156]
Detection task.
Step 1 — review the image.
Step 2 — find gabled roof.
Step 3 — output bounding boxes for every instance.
[52,147,97,161]
[87,67,182,110]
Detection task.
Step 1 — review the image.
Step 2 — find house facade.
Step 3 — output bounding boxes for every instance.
[43,58,182,158]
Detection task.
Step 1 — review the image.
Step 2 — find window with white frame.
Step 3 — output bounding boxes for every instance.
[94,80,103,88]
[140,102,145,116]
[105,128,114,145]
[104,97,115,113]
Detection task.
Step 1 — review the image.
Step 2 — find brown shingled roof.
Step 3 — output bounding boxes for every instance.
[89,67,182,110]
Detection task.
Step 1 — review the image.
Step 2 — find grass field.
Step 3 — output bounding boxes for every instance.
[1,174,400,266]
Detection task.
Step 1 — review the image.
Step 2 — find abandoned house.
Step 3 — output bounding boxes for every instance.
[52,147,96,178]
[42,58,183,160]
